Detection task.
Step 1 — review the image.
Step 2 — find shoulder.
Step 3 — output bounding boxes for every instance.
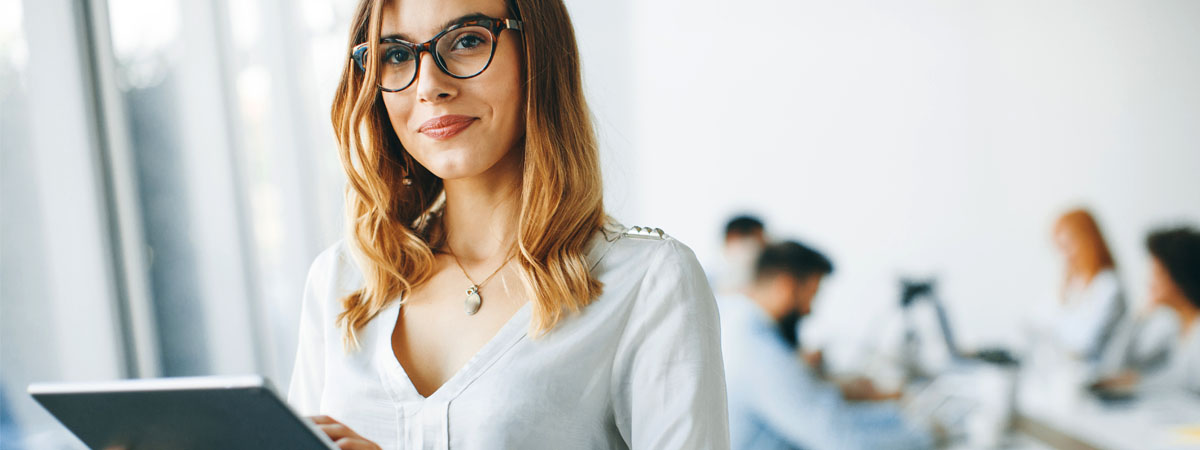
[1092,269,1120,287]
[304,240,365,305]
[1089,269,1124,300]
[597,222,715,317]
[597,222,703,275]
[309,240,357,278]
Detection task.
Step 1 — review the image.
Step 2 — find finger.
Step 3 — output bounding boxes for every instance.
[336,437,381,450]
[318,423,358,441]
[309,415,341,425]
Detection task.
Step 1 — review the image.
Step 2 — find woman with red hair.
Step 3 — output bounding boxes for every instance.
[1049,209,1127,368]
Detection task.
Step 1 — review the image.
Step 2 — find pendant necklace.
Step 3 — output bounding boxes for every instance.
[446,241,515,316]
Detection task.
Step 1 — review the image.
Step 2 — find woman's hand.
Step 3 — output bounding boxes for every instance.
[309,415,382,450]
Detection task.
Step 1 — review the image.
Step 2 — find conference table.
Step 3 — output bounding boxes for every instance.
[916,357,1200,450]
[1014,390,1200,450]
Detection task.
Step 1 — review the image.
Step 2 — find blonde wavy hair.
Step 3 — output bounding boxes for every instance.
[330,0,605,348]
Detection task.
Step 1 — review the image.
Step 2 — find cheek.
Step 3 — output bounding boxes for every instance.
[482,44,526,134]
[383,95,416,142]
[1148,268,1179,304]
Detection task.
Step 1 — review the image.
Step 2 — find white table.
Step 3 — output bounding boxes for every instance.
[1016,389,1200,450]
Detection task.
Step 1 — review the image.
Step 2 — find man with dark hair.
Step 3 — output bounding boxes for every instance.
[711,215,768,295]
[720,241,934,450]
[756,243,831,351]
[725,216,766,242]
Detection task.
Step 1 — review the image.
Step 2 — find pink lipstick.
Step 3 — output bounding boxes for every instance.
[419,115,477,140]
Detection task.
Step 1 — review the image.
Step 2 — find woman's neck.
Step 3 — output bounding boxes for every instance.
[440,151,523,263]
[1177,304,1199,338]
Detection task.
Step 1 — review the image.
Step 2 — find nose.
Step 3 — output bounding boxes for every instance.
[414,52,457,103]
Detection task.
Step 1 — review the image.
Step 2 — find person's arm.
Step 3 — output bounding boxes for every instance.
[741,327,933,450]
[287,246,339,415]
[611,239,731,449]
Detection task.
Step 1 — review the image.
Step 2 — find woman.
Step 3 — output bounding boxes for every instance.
[287,0,729,449]
[1097,227,1200,394]
[1049,209,1126,366]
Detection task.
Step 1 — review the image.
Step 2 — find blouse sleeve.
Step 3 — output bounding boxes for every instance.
[610,239,731,449]
[287,245,340,415]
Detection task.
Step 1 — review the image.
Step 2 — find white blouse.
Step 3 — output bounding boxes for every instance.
[1131,310,1200,394]
[1053,269,1126,362]
[287,223,731,450]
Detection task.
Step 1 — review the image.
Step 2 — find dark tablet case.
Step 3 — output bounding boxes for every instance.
[30,380,334,450]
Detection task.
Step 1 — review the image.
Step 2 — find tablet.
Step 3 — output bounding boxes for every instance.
[28,375,337,450]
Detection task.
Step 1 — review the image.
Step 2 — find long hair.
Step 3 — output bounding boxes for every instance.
[1054,209,1116,294]
[330,0,605,348]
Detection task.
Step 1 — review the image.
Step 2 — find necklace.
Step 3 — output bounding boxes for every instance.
[446,240,515,316]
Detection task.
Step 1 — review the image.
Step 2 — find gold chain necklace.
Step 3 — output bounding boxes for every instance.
[445,240,515,316]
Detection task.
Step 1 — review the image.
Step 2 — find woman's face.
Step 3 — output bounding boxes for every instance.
[1148,257,1183,309]
[380,0,525,181]
[1055,226,1096,273]
[1054,227,1079,262]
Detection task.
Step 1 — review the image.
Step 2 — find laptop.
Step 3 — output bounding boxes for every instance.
[901,279,1019,367]
[28,375,337,450]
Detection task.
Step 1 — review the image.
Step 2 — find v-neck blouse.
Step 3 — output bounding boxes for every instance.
[287,223,731,449]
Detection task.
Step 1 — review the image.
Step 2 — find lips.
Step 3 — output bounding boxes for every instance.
[418,115,477,140]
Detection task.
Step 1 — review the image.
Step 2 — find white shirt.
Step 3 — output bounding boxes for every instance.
[1053,269,1126,362]
[1129,309,1200,394]
[287,223,731,450]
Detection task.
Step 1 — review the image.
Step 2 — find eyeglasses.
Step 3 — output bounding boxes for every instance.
[351,17,523,92]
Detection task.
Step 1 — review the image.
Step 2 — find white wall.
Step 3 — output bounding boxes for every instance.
[567,0,640,222]
[620,0,1200,360]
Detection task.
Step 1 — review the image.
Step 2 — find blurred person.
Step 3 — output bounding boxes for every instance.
[1048,209,1127,368]
[711,215,767,295]
[1096,227,1200,394]
[287,0,729,448]
[720,241,934,450]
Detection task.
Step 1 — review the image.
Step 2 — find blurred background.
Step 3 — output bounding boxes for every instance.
[2,0,1198,448]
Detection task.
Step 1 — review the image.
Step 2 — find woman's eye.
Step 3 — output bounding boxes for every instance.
[451,34,487,51]
[383,48,414,64]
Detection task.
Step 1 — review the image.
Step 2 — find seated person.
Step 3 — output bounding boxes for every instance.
[710,215,768,296]
[1097,226,1200,394]
[720,241,934,450]
[1049,209,1126,367]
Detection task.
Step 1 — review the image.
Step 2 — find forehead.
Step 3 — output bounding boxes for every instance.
[381,0,510,41]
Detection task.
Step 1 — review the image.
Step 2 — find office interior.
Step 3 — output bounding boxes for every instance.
[2,0,1199,448]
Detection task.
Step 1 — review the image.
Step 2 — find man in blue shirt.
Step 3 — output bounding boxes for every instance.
[719,241,934,450]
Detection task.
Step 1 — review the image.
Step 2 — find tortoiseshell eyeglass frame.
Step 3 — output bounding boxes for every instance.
[350,17,524,92]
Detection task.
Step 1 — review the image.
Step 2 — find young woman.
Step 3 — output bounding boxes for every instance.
[287,0,729,449]
[1134,227,1200,392]
[1096,227,1200,394]
[1049,209,1127,366]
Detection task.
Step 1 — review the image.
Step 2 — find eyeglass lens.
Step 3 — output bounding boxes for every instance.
[376,25,496,91]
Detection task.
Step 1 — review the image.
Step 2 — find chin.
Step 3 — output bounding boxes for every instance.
[416,141,518,180]
[418,153,498,181]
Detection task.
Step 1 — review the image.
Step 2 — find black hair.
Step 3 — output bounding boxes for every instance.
[725,215,765,239]
[754,241,834,283]
[1147,226,1200,309]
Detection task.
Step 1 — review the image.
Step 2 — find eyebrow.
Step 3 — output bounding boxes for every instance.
[382,12,491,42]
